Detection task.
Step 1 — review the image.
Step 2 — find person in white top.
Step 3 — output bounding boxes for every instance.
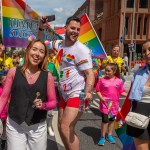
[37,16,95,150]
[123,53,129,75]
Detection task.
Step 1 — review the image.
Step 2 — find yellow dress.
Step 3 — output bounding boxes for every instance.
[102,56,124,72]
[0,56,13,71]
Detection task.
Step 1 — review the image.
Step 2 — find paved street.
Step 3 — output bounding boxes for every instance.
[47,74,133,150]
[0,75,132,150]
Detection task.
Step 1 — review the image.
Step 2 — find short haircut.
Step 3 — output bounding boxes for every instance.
[112,44,120,50]
[65,16,81,25]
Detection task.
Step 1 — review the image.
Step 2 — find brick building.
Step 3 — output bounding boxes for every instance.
[74,0,150,62]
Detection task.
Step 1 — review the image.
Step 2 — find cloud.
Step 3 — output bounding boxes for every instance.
[26,0,86,27]
[53,8,64,13]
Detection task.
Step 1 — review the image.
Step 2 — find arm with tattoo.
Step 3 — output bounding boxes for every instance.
[83,68,95,99]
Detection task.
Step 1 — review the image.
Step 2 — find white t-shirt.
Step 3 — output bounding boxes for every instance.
[51,40,93,100]
[123,56,128,66]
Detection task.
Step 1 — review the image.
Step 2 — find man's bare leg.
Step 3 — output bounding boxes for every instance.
[58,107,82,150]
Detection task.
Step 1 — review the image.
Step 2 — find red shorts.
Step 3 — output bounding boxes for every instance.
[59,97,89,109]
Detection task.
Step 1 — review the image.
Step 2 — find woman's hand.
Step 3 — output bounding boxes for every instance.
[33,99,43,109]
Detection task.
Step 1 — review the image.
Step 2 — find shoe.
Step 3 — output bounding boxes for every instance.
[48,126,55,136]
[1,139,6,150]
[98,137,105,146]
[107,135,116,144]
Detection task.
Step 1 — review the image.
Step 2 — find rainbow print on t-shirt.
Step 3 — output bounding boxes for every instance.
[76,59,88,66]
[65,54,75,62]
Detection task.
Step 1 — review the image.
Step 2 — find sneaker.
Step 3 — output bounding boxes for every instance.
[107,135,116,144]
[48,126,55,136]
[98,137,105,146]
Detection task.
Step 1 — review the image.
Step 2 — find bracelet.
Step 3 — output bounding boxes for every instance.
[39,27,44,31]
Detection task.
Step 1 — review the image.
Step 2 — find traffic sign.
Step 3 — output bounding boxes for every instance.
[128,43,134,48]
[120,36,124,43]
[128,43,135,52]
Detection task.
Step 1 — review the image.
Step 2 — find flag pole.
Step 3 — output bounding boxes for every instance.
[129,0,136,75]
[1,0,6,65]
[1,0,4,41]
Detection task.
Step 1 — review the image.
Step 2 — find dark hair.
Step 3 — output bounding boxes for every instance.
[0,75,6,86]
[112,44,120,50]
[106,63,120,78]
[65,16,81,25]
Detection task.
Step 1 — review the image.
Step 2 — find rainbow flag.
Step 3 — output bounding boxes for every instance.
[1,0,62,48]
[78,14,107,59]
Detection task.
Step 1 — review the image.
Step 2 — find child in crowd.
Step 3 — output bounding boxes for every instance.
[48,50,56,63]
[0,75,7,150]
[96,63,127,146]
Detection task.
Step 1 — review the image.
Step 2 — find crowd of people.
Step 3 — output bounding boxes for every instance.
[0,15,149,150]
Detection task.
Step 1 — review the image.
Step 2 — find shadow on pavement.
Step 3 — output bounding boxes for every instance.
[80,126,100,144]
[89,107,101,116]
[47,138,65,150]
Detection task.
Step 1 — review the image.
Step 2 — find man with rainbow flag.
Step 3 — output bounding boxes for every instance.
[37,16,95,150]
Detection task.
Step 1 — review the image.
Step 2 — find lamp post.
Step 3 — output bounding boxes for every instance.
[129,0,136,75]
[121,0,127,57]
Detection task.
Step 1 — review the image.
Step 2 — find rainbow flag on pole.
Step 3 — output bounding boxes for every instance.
[1,0,62,48]
[78,14,107,59]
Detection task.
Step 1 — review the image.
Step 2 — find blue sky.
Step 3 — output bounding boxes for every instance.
[26,0,85,28]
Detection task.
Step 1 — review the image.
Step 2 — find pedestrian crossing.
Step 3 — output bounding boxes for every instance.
[84,96,100,113]
[84,94,126,114]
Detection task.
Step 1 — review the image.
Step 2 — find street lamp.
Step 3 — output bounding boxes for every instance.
[129,0,136,75]
[121,0,127,57]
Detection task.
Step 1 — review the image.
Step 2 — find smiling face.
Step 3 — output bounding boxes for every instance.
[65,20,81,45]
[142,41,150,65]
[28,41,46,67]
[105,65,116,78]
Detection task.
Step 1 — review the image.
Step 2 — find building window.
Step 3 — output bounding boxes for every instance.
[127,0,134,8]
[98,28,102,40]
[143,17,148,35]
[125,17,129,35]
[137,17,142,35]
[118,0,121,10]
[139,0,148,8]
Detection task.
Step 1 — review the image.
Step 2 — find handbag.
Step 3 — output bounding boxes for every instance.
[125,112,150,129]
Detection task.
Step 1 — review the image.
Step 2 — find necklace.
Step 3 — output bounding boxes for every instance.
[25,69,39,79]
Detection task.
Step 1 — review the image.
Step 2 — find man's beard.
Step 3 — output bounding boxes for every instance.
[65,31,78,44]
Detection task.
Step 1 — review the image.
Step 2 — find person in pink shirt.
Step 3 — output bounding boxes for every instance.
[0,75,7,150]
[96,63,127,146]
